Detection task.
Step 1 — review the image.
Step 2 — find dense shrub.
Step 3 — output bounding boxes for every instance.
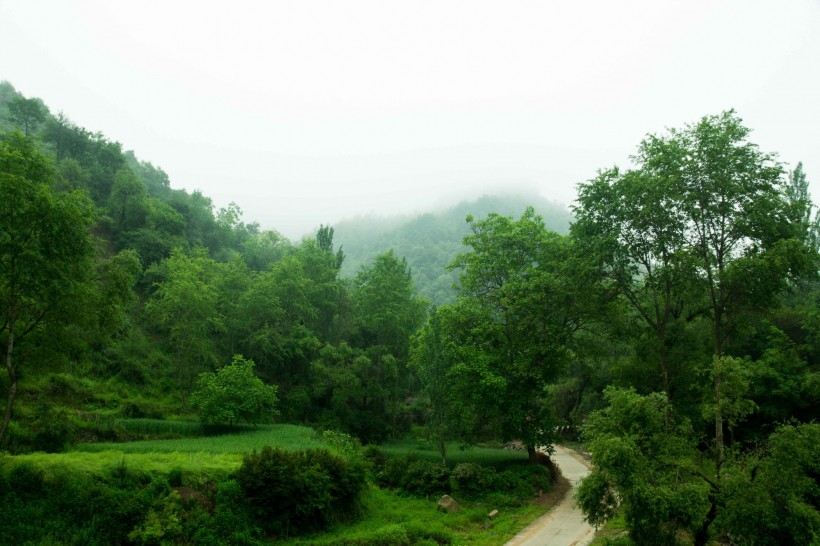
[497,463,552,499]
[377,454,414,488]
[362,444,386,467]
[235,446,367,536]
[401,461,451,497]
[191,355,279,426]
[0,463,159,545]
[451,462,498,496]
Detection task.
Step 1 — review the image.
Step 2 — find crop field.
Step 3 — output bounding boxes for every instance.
[75,422,327,454]
[0,423,330,483]
[379,438,529,468]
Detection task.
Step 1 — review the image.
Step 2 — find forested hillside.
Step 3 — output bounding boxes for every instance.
[0,81,428,448]
[1,81,819,544]
[335,194,573,304]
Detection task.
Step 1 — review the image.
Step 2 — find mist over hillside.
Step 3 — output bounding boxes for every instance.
[334,193,573,304]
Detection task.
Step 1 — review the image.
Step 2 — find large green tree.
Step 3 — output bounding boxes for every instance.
[6,96,46,137]
[191,354,278,426]
[145,247,223,396]
[574,112,819,543]
[574,165,694,408]
[442,208,590,460]
[0,132,97,444]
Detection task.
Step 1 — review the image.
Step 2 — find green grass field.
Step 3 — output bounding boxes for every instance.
[75,422,327,454]
[1,423,556,545]
[283,485,547,546]
[379,438,529,468]
[1,423,329,484]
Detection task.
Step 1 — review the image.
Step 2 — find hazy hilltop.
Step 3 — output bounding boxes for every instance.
[334,193,573,304]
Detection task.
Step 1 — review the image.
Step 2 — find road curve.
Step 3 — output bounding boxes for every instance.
[505,445,595,546]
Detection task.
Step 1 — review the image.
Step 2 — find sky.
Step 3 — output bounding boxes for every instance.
[1,0,819,240]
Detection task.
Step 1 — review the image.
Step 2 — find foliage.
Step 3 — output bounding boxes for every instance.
[190,355,279,427]
[335,193,573,305]
[145,247,224,392]
[0,131,98,444]
[576,387,712,544]
[451,462,498,496]
[717,422,820,545]
[428,208,595,459]
[235,446,367,536]
[400,460,451,497]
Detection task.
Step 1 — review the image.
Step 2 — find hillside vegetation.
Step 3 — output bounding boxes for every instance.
[1,81,818,544]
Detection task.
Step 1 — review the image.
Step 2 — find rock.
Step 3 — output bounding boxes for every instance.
[437,494,461,513]
[488,509,499,520]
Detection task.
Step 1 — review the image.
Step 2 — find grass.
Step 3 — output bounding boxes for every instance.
[283,484,549,546]
[379,438,529,468]
[589,512,632,545]
[2,423,556,545]
[2,423,331,490]
[113,418,204,437]
[0,450,240,483]
[75,423,328,454]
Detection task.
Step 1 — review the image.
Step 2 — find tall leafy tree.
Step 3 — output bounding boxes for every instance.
[352,250,426,359]
[446,208,590,460]
[0,132,97,443]
[145,247,223,395]
[656,111,813,462]
[575,112,819,544]
[6,96,46,136]
[574,165,694,408]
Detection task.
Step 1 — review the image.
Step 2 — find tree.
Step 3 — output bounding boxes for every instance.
[190,355,278,426]
[573,165,694,408]
[576,387,715,545]
[579,388,820,546]
[0,132,97,444]
[653,111,813,463]
[574,112,819,544]
[352,250,426,359]
[7,96,46,136]
[409,306,466,464]
[145,247,223,394]
[445,208,590,460]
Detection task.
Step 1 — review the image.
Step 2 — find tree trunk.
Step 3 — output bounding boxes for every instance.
[694,496,717,546]
[659,336,671,428]
[714,326,724,471]
[527,444,538,463]
[1,317,17,445]
[438,432,447,466]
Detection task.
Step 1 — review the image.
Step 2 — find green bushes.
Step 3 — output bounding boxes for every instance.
[372,451,552,502]
[402,461,451,496]
[451,462,497,496]
[235,446,367,536]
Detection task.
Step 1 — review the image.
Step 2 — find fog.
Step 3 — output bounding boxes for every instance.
[1,0,818,239]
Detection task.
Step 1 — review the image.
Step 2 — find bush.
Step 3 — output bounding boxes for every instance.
[451,462,498,496]
[378,455,413,488]
[497,463,552,499]
[401,461,450,497]
[362,445,386,467]
[235,447,366,536]
[191,355,278,427]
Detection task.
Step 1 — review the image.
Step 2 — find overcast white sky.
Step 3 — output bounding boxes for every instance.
[1,0,818,239]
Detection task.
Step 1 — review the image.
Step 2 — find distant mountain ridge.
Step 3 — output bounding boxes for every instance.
[333,193,573,304]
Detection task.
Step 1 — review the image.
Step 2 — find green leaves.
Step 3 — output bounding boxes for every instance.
[1,132,98,443]
[190,355,278,426]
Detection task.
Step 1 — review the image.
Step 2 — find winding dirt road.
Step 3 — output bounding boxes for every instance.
[505,445,595,546]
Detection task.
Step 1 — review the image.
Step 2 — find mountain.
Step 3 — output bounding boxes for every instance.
[333,193,573,304]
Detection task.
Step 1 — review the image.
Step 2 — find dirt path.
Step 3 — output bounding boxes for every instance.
[505,445,595,546]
